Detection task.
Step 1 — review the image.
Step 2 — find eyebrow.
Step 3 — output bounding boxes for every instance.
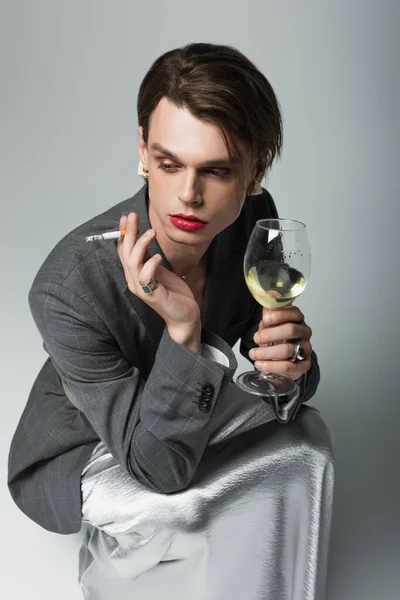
[150,143,240,167]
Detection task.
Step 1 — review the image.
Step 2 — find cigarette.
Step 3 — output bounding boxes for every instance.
[85,229,126,242]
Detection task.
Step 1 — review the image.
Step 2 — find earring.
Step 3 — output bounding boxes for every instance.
[248,180,263,196]
[138,160,149,179]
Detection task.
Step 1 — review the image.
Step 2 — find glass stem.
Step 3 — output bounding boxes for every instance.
[259,371,275,380]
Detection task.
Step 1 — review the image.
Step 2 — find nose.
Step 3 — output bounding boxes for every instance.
[178,172,203,205]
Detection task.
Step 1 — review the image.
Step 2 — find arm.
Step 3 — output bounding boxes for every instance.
[28,281,238,494]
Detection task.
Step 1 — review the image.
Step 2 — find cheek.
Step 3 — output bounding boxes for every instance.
[147,175,173,205]
[237,194,247,214]
[213,201,242,230]
[227,192,247,222]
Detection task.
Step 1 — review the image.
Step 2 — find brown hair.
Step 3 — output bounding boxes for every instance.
[137,42,283,193]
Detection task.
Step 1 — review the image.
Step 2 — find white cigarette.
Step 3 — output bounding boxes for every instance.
[85,229,126,242]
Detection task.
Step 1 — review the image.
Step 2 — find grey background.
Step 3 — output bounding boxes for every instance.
[1,1,399,598]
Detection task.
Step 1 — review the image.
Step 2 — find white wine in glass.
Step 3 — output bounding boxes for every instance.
[236,218,311,407]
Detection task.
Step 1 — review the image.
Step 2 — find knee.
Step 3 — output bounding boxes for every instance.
[282,407,335,478]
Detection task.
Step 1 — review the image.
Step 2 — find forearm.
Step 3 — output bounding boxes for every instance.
[126,327,237,493]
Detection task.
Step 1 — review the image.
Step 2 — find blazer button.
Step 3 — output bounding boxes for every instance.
[197,383,214,413]
[202,383,214,396]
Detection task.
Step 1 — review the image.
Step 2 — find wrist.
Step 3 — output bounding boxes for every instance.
[167,321,202,354]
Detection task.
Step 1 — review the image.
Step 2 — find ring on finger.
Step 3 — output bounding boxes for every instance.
[291,341,307,363]
[139,276,158,295]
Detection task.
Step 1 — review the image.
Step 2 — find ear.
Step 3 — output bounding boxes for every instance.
[245,162,264,195]
[254,158,267,183]
[138,126,148,169]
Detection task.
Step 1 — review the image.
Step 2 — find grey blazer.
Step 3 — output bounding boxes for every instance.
[8,183,320,534]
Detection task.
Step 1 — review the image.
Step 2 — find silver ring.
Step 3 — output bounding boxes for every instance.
[291,342,307,363]
[139,276,158,295]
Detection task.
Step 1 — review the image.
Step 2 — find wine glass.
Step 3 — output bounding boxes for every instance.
[236,218,311,421]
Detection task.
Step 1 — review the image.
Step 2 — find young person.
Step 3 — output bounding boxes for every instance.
[8,42,322,596]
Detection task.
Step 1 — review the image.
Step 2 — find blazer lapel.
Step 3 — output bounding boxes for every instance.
[201,225,246,337]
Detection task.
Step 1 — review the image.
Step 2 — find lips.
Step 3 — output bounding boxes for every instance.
[169,216,207,231]
[170,214,207,224]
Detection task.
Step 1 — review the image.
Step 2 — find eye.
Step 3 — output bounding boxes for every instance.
[157,163,230,180]
[157,163,177,172]
[206,169,229,179]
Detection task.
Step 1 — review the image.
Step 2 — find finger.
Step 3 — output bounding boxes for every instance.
[253,357,311,380]
[117,212,138,267]
[262,305,304,327]
[127,228,156,272]
[121,212,140,262]
[137,254,163,289]
[255,322,310,344]
[119,215,127,233]
[249,340,312,362]
[117,214,127,249]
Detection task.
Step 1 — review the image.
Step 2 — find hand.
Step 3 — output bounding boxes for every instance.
[248,306,312,380]
[117,212,201,329]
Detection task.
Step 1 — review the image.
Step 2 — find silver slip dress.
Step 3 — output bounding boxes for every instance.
[78,384,334,600]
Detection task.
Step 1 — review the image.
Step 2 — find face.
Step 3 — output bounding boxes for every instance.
[138,97,256,252]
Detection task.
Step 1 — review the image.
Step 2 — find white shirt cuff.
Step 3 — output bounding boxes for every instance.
[201,343,230,367]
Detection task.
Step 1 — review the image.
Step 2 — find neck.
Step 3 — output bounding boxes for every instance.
[164,246,208,280]
[175,253,208,280]
[148,197,210,279]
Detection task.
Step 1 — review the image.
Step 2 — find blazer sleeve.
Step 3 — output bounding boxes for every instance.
[28,281,238,494]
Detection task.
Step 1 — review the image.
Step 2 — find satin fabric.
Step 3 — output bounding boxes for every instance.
[78,393,334,600]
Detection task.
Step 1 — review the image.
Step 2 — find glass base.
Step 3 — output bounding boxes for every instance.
[236,370,298,397]
[236,370,301,424]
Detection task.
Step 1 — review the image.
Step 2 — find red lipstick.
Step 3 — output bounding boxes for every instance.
[169,214,208,231]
